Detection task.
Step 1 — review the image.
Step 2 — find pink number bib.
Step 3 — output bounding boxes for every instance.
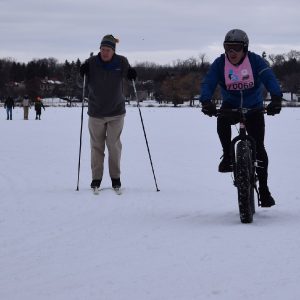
[224,54,254,90]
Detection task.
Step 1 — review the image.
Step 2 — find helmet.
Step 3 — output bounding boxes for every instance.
[224,29,249,52]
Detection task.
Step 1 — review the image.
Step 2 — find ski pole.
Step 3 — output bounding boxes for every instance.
[76,74,86,191]
[132,80,160,192]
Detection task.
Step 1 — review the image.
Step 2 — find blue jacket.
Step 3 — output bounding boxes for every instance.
[200,51,282,108]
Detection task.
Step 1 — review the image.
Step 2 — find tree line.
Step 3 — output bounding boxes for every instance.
[0,50,299,104]
[0,57,82,103]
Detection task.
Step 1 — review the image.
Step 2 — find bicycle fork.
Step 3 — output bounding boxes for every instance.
[230,130,258,190]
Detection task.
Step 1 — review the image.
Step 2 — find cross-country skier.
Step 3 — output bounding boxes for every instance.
[23,95,31,120]
[200,29,282,207]
[34,96,45,120]
[80,34,137,191]
[4,96,14,120]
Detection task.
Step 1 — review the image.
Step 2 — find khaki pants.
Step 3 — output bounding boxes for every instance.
[88,114,125,180]
[24,106,29,120]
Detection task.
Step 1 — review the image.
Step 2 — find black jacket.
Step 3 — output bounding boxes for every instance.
[83,53,130,118]
[4,97,14,109]
[35,100,45,114]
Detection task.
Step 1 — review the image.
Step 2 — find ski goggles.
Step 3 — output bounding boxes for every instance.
[223,43,244,53]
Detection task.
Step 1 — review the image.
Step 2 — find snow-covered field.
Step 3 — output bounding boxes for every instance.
[0,106,299,300]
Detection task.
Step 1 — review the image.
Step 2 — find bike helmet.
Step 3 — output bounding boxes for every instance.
[224,29,249,52]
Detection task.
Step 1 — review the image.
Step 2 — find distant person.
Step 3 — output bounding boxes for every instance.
[34,96,45,120]
[4,96,14,120]
[80,34,137,191]
[200,29,282,207]
[23,95,31,120]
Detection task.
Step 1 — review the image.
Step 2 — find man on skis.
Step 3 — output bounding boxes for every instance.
[80,34,137,192]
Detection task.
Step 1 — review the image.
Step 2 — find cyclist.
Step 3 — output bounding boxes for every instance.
[200,29,282,207]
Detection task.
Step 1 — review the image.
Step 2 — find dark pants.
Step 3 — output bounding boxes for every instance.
[217,110,269,188]
[6,107,12,120]
[35,108,41,120]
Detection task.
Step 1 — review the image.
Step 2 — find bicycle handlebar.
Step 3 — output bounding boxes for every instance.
[215,107,266,117]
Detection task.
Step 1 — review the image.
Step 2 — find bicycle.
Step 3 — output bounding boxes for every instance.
[216,106,265,223]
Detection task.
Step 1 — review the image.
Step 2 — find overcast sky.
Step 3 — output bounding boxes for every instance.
[1,0,299,65]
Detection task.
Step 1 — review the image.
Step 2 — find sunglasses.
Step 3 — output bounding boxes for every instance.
[224,43,244,53]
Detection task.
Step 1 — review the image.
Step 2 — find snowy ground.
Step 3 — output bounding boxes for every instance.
[0,106,299,300]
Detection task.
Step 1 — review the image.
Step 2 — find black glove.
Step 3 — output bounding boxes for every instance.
[201,101,217,117]
[80,62,89,77]
[127,67,137,81]
[266,95,282,115]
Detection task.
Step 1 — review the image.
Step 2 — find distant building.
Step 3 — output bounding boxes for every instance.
[40,78,64,93]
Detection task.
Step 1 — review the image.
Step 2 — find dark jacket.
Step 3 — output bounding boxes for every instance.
[84,53,130,118]
[200,51,282,108]
[4,97,14,109]
[35,100,45,114]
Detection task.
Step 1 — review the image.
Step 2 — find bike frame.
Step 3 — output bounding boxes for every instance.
[215,90,268,222]
[217,91,265,210]
[230,108,257,188]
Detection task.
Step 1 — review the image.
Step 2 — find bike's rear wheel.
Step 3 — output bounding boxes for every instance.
[236,141,255,223]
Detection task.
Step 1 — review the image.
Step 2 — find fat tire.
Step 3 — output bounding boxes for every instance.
[236,141,254,223]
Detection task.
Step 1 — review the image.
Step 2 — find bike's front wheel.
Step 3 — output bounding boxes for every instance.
[235,140,255,223]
